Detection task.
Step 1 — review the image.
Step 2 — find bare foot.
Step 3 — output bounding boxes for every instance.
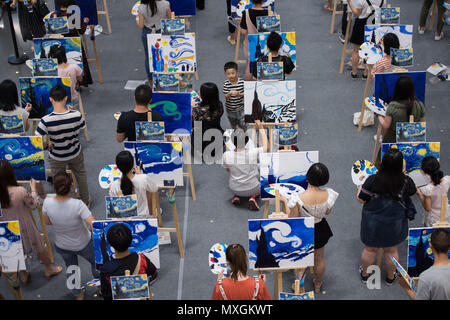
[44,266,63,279]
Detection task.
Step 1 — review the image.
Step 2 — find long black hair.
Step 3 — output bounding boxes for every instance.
[392,75,416,120]
[372,148,406,200]
[421,156,444,186]
[0,160,19,209]
[115,151,135,195]
[49,44,68,64]
[0,79,19,112]
[141,0,158,17]
[199,82,223,118]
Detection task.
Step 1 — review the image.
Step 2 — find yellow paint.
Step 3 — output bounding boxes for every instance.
[61,77,71,87]
[417,148,426,156]
[162,40,168,46]
[170,55,194,62]
[172,143,182,152]
[429,142,440,153]
[30,136,43,149]
[285,32,295,45]
[8,221,20,235]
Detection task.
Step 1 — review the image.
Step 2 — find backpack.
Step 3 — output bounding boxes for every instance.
[365,0,385,24]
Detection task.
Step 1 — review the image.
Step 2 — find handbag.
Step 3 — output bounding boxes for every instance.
[398,178,417,221]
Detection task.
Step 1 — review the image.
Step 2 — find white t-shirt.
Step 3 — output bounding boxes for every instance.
[419,176,450,226]
[43,197,92,251]
[222,147,263,192]
[0,107,29,135]
[138,0,170,30]
[109,174,158,217]
[351,0,384,19]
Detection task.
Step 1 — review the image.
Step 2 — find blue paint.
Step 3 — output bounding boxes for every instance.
[150,92,191,134]
[374,72,426,104]
[168,0,196,16]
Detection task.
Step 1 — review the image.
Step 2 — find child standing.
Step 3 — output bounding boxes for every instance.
[370,33,400,79]
[223,62,246,130]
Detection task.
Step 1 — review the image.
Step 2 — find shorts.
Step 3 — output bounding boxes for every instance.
[227,109,247,130]
[350,17,368,46]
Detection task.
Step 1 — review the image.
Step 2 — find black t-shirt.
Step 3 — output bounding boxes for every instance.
[117,110,164,142]
[99,252,157,300]
[358,174,416,203]
[252,55,296,79]
[240,9,268,30]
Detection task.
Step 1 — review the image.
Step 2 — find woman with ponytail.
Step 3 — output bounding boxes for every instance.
[417,156,450,226]
[109,151,158,217]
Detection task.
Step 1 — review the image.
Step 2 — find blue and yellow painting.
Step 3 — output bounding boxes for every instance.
[256,15,281,32]
[33,37,83,71]
[150,92,191,134]
[375,7,400,24]
[274,123,298,146]
[279,291,315,300]
[168,0,196,16]
[257,62,284,81]
[260,151,319,200]
[374,72,426,104]
[111,274,149,300]
[161,19,185,36]
[44,17,69,34]
[54,0,98,25]
[0,137,45,181]
[135,121,165,141]
[124,141,183,187]
[153,74,180,92]
[249,217,314,269]
[148,33,197,73]
[396,122,426,142]
[105,195,138,219]
[390,256,417,292]
[93,219,159,268]
[407,227,450,278]
[364,25,413,49]
[0,221,26,272]
[0,115,24,134]
[32,58,58,77]
[391,48,413,67]
[230,0,275,20]
[248,32,296,74]
[19,77,72,119]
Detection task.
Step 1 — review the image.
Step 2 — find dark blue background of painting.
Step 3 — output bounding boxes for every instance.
[374,72,426,104]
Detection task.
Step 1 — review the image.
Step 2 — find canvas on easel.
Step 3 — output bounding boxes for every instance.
[33,37,83,71]
[161,19,186,36]
[375,7,400,25]
[153,74,180,92]
[44,17,69,34]
[230,0,275,26]
[374,72,426,104]
[105,195,138,219]
[110,274,150,300]
[0,115,25,135]
[168,0,196,16]
[364,25,413,49]
[31,59,58,77]
[396,122,426,142]
[391,48,413,67]
[0,221,26,272]
[135,121,165,141]
[257,62,284,81]
[150,92,192,134]
[279,291,314,300]
[256,15,281,32]
[274,122,298,146]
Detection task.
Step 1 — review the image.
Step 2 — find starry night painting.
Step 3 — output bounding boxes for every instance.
[390,48,413,67]
[44,17,69,34]
[248,32,296,74]
[407,227,450,278]
[0,221,26,272]
[244,81,296,123]
[374,72,426,104]
[111,274,150,300]
[279,291,315,300]
[135,121,165,141]
[396,122,426,142]
[32,58,58,77]
[0,137,45,181]
[124,141,184,187]
[150,92,191,134]
[161,19,185,36]
[153,74,180,92]
[248,218,314,270]
[19,77,72,119]
[256,15,281,32]
[364,25,413,49]
[257,62,284,81]
[375,7,400,25]
[168,0,196,16]
[230,0,275,23]
[260,151,318,200]
[0,115,25,134]
[381,142,440,187]
[93,219,159,268]
[105,195,138,219]
[54,0,98,25]
[148,33,197,73]
[274,122,298,146]
[33,37,83,71]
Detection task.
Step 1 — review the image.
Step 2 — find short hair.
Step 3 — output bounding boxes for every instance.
[306,163,329,187]
[107,224,133,253]
[266,31,282,52]
[56,0,75,8]
[251,0,264,4]
[135,85,152,106]
[224,61,238,72]
[430,229,450,254]
[52,172,72,196]
[49,85,68,102]
[49,44,68,64]
[383,33,400,55]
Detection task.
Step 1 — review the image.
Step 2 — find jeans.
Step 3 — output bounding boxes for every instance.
[420,0,445,34]
[55,239,99,296]
[341,4,348,35]
[141,26,157,81]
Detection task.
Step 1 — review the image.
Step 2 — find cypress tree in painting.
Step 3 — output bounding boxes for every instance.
[255,222,278,268]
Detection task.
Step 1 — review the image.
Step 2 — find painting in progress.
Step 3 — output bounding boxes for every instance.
[244,81,296,123]
[135,121,165,141]
[0,136,46,181]
[408,227,450,278]
[381,142,440,187]
[110,274,149,300]
[279,291,315,300]
[105,195,138,219]
[364,25,413,49]
[124,142,183,187]
[391,48,413,67]
[168,0,196,16]
[390,256,417,292]
[396,122,426,142]
[19,77,72,118]
[260,151,319,200]
[230,0,275,22]
[153,74,180,92]
[32,58,58,77]
[374,72,426,104]
[375,7,400,24]
[33,37,83,71]
[274,122,298,146]
[209,243,229,275]
[256,15,281,32]
[150,92,192,134]
[44,17,69,34]
[248,217,314,269]
[161,19,185,36]
[148,33,197,73]
[257,62,284,81]
[0,221,26,272]
[0,115,25,134]
[93,219,160,268]
[248,32,296,73]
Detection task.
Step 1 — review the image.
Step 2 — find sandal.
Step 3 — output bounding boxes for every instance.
[351,72,358,79]
[45,266,63,280]
[313,278,322,294]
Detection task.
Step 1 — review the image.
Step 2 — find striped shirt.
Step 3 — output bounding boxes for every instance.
[35,110,85,161]
[223,78,244,112]
[371,57,392,79]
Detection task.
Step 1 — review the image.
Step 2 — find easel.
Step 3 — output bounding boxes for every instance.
[78,95,91,142]
[123,269,154,300]
[82,25,103,84]
[428,0,438,31]
[2,272,23,300]
[97,0,112,34]
[339,11,353,74]
[330,0,343,34]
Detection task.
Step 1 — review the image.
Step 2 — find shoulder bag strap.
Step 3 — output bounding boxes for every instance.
[218,278,228,300]
[252,277,260,300]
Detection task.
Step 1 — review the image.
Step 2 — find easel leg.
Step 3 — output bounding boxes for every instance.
[273,271,282,300]
[78,96,90,142]
[358,76,371,132]
[263,201,270,219]
[91,38,103,84]
[156,193,163,227]
[339,12,352,74]
[82,34,89,59]
[170,189,184,258]
[371,123,382,164]
[429,0,437,31]
[330,0,338,34]
[4,274,22,300]
[37,204,54,264]
[234,24,242,63]
[102,0,112,34]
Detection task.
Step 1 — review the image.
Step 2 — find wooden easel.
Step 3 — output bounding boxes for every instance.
[330,0,344,34]
[97,0,112,34]
[2,272,23,300]
[83,25,103,84]
[339,11,353,74]
[428,0,438,31]
[123,270,154,300]
[78,95,91,142]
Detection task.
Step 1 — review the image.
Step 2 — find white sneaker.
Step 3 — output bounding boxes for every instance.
[418,26,425,35]
[373,134,382,142]
[435,32,444,41]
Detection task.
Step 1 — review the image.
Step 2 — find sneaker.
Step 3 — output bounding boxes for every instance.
[434,32,444,41]
[227,35,236,45]
[385,271,399,286]
[359,265,370,284]
[338,32,345,44]
[231,195,240,205]
[373,134,382,142]
[248,196,260,211]
[418,26,425,35]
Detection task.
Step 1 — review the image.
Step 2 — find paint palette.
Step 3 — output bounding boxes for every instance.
[264,183,305,199]
[131,1,141,15]
[84,25,103,37]
[364,96,388,116]
[359,42,383,65]
[351,160,377,186]
[113,112,121,120]
[209,243,229,275]
[98,164,122,189]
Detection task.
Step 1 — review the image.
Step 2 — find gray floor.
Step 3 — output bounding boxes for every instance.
[0,0,449,300]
